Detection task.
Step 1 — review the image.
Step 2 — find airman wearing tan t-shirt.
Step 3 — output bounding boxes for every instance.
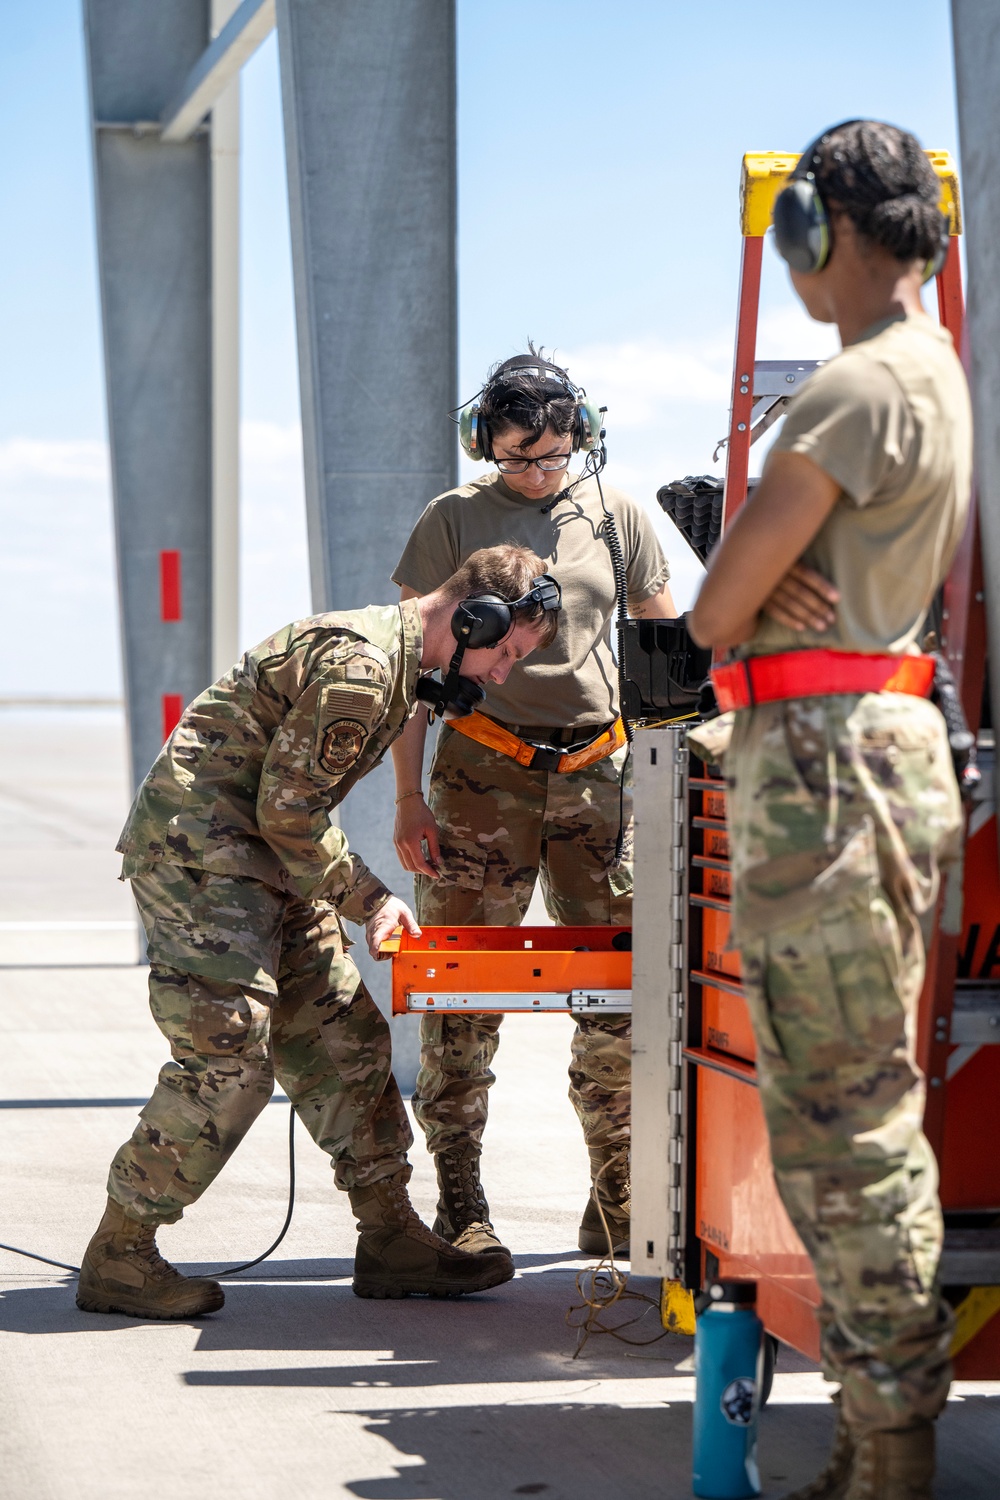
[691,122,972,1500]
[390,352,674,1264]
[750,313,970,657]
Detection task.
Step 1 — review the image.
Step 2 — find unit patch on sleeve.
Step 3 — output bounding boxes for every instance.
[313,679,385,779]
[319,718,368,777]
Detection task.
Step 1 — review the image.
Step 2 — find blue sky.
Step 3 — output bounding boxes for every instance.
[0,1,960,693]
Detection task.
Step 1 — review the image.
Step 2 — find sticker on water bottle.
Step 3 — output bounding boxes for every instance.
[720,1376,756,1425]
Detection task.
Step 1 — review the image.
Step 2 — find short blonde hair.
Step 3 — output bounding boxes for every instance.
[440,543,558,649]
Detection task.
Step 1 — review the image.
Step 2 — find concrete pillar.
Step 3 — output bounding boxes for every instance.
[952,2,1000,775]
[276,0,458,1083]
[84,1,214,791]
[210,0,242,679]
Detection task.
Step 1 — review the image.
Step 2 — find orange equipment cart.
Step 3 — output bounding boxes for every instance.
[680,150,1000,1378]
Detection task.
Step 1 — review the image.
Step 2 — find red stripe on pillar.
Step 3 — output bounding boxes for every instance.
[162,694,183,743]
[160,550,182,621]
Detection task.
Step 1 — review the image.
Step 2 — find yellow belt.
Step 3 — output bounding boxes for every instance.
[449,711,627,774]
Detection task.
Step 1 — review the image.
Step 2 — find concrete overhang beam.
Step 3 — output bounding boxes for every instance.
[160,0,275,143]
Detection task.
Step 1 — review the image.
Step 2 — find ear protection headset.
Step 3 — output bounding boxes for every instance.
[415,574,563,720]
[458,356,603,464]
[772,121,950,284]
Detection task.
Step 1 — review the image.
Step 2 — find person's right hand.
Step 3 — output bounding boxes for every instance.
[762,562,839,633]
[394,793,443,879]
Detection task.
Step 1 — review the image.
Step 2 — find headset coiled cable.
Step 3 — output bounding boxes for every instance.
[591,442,635,864]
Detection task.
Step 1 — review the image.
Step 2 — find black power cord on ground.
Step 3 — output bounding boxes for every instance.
[0,1103,298,1280]
[216,1103,297,1276]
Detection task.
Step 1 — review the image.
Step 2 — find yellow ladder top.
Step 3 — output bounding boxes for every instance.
[740,148,962,237]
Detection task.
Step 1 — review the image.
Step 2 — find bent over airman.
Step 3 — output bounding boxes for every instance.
[77,544,558,1320]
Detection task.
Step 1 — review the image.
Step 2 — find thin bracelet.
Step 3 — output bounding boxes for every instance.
[395,789,424,805]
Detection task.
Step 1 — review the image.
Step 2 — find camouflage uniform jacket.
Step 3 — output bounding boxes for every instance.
[117,601,423,925]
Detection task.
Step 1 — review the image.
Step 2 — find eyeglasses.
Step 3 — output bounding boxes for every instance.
[495,452,572,474]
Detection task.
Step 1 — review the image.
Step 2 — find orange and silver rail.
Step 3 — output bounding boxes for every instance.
[381,924,632,1015]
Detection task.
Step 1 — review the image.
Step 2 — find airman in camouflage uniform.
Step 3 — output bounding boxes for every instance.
[689,120,973,1500]
[77,566,553,1321]
[705,691,963,1436]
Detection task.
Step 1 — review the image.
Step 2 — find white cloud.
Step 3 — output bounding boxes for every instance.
[0,436,120,695]
[754,305,841,362]
[239,420,311,644]
[0,436,109,483]
[563,336,733,426]
[241,418,306,476]
[0,424,313,695]
[563,335,731,606]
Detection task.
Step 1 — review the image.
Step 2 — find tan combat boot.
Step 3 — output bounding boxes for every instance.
[782,1394,853,1499]
[349,1171,515,1298]
[76,1198,225,1319]
[844,1420,934,1500]
[578,1145,630,1258]
[433,1145,514,1268]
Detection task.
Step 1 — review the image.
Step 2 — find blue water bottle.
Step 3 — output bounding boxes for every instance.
[692,1280,763,1498]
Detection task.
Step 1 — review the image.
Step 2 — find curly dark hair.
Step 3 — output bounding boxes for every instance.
[805,120,944,263]
[478,342,578,451]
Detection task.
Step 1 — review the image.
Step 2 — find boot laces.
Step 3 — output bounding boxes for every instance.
[130,1223,181,1281]
[440,1151,490,1225]
[848,1438,876,1500]
[593,1148,630,1209]
[382,1178,444,1249]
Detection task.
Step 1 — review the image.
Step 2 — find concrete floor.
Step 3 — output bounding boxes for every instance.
[2,708,998,1499]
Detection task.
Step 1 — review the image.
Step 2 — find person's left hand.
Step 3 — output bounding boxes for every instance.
[763,562,839,632]
[366,896,421,960]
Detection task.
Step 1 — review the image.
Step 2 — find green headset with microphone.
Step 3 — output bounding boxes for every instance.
[458,355,604,464]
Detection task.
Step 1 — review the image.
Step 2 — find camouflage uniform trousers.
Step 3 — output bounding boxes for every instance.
[720,690,964,1434]
[412,723,633,1158]
[108,863,412,1225]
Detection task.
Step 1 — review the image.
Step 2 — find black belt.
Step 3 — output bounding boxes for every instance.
[492,719,613,747]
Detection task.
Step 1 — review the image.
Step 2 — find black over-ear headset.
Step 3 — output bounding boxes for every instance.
[459,356,603,464]
[416,575,563,720]
[772,120,950,284]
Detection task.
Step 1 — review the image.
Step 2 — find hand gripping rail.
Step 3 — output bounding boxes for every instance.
[380,925,632,1015]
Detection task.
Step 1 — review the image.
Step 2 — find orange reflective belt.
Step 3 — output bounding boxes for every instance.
[711,649,936,712]
[449,711,628,774]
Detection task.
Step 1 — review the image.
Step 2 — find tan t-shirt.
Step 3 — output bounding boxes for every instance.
[393,471,670,727]
[746,313,972,657]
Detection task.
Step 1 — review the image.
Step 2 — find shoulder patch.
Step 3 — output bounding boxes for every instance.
[319,719,368,777]
[314,680,385,780]
[321,682,383,727]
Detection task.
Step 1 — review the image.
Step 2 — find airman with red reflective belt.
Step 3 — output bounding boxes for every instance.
[690,121,972,1500]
